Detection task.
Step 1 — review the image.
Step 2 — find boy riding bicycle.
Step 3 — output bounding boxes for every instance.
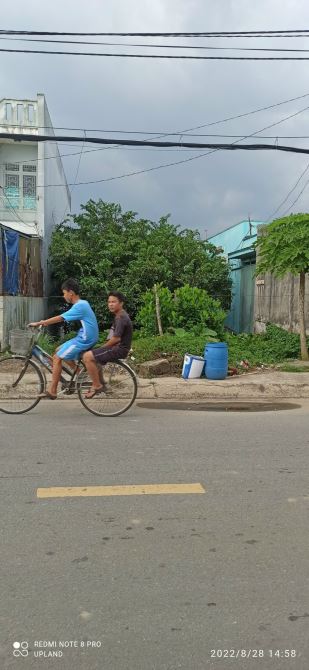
[29,278,99,399]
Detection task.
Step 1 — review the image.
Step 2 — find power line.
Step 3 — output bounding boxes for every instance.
[1,100,309,151]
[280,176,309,216]
[2,98,308,189]
[3,133,309,193]
[4,46,309,59]
[2,90,307,171]
[1,90,309,136]
[6,133,309,141]
[2,94,308,194]
[61,132,85,221]
[4,36,309,53]
[0,147,216,172]
[2,29,309,37]
[52,101,309,187]
[2,95,308,191]
[2,91,309,171]
[267,161,309,221]
[3,132,309,153]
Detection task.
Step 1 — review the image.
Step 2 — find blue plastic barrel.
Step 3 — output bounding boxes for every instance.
[204,342,228,380]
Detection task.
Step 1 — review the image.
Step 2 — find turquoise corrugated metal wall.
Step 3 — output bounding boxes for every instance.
[208,220,265,333]
[227,262,256,333]
[225,263,241,332]
[239,262,256,333]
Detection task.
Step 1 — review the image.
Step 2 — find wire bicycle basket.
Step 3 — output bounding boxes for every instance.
[9,329,35,355]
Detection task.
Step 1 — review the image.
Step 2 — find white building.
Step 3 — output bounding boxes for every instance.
[0,93,70,348]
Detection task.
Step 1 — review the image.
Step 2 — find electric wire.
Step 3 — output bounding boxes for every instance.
[2,99,309,150]
[49,135,309,147]
[3,92,309,214]
[2,96,309,190]
[55,100,309,187]
[61,131,85,221]
[4,132,309,152]
[2,29,309,37]
[4,35,309,53]
[4,46,309,59]
[2,90,309,135]
[267,161,309,221]
[1,98,307,189]
[3,90,309,170]
[280,176,309,216]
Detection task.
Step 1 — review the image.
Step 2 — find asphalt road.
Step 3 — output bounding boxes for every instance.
[0,399,308,670]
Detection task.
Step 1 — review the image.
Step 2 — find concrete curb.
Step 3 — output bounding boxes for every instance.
[1,371,308,401]
[137,372,309,399]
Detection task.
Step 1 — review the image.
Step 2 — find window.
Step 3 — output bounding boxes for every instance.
[17,104,24,123]
[28,105,34,123]
[5,163,19,171]
[5,103,12,122]
[5,173,20,208]
[3,163,37,210]
[23,174,36,209]
[23,164,37,173]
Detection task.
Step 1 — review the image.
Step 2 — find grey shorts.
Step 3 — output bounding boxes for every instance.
[93,345,129,366]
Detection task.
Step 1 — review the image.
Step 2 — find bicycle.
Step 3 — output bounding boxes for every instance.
[0,327,137,417]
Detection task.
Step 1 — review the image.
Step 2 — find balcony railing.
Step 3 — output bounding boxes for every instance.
[0,99,38,133]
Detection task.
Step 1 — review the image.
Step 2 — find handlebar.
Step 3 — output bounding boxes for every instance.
[26,324,44,345]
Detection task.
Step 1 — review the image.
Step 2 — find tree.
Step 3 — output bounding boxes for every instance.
[256,213,309,360]
[49,199,232,327]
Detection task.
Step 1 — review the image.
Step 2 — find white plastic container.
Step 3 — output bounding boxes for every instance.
[182,354,205,379]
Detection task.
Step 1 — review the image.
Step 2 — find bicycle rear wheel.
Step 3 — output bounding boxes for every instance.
[77,360,137,417]
[0,356,44,414]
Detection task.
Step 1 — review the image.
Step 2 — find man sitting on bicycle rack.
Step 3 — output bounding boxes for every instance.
[83,291,133,399]
[28,278,99,399]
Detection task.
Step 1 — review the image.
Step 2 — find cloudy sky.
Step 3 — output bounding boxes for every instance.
[2,0,309,236]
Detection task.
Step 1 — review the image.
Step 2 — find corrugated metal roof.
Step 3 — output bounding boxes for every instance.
[228,245,256,260]
[208,219,264,240]
[0,220,39,237]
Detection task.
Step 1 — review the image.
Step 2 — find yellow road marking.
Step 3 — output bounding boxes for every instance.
[37,483,205,498]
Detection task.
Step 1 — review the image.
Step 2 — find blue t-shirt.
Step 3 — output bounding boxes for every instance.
[61,300,99,346]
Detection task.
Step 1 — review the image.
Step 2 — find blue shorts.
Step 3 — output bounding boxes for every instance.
[57,337,95,361]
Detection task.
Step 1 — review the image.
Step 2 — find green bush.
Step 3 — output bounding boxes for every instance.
[136,283,226,336]
[225,324,303,366]
[264,324,302,359]
[130,323,306,373]
[36,322,306,374]
[37,331,56,355]
[173,285,226,334]
[136,285,174,335]
[131,331,208,364]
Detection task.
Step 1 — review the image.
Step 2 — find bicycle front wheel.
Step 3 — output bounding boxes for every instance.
[0,356,44,414]
[77,360,137,417]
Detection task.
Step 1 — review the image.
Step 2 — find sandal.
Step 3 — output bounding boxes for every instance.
[84,386,105,399]
[38,391,57,400]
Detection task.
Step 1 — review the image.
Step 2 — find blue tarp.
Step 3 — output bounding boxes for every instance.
[2,228,19,295]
